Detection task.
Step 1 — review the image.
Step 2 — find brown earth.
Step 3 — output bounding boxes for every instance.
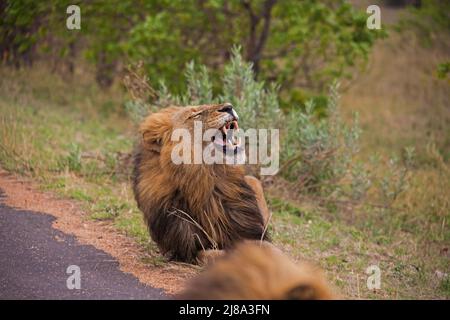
[0,169,198,295]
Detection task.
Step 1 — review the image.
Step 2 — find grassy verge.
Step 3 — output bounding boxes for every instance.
[1,53,449,299]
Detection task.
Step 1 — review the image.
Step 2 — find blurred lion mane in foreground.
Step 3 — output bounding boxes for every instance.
[177,241,338,300]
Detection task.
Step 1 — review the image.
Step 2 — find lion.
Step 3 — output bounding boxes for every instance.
[132,103,270,263]
[177,241,337,300]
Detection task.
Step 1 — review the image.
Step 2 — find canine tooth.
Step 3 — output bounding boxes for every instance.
[232,109,239,120]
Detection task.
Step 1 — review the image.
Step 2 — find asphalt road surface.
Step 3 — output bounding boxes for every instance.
[0,190,166,300]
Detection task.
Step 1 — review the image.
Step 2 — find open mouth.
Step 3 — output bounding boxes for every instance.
[211,119,241,154]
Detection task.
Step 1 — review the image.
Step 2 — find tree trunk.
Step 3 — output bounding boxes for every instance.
[241,0,277,78]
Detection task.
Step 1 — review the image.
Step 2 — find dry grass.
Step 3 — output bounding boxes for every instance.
[341,33,449,158]
[337,19,450,298]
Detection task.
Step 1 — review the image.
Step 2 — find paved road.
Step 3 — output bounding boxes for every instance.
[0,190,166,300]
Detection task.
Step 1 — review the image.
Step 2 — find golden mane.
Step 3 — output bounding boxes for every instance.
[177,241,337,299]
[132,103,270,263]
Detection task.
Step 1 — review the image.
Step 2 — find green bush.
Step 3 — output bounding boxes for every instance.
[125,49,413,206]
[1,1,383,94]
[125,47,282,130]
[280,83,362,194]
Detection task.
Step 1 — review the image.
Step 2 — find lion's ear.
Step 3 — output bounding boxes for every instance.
[140,113,172,153]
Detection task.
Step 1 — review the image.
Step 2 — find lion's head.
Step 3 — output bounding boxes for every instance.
[139,102,243,161]
[132,103,269,263]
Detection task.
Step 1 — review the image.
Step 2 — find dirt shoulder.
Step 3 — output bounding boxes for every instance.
[0,169,197,295]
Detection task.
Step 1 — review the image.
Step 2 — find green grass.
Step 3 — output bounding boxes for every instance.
[440,277,450,298]
[266,190,449,299]
[0,64,449,299]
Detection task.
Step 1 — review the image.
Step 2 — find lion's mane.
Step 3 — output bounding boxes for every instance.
[132,105,269,263]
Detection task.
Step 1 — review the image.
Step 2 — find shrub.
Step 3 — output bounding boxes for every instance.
[280,82,362,193]
[2,1,383,93]
[125,49,412,208]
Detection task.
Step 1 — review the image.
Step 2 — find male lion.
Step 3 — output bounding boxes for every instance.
[177,241,337,300]
[132,103,270,263]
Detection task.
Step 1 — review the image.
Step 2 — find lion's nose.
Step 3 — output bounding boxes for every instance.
[219,103,239,120]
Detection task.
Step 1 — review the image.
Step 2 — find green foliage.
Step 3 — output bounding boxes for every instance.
[398,0,450,45]
[281,82,363,194]
[440,275,450,297]
[60,142,82,172]
[180,61,214,105]
[126,50,413,208]
[1,0,383,95]
[128,47,282,131]
[124,101,149,124]
[92,200,129,221]
[267,1,386,91]
[218,47,282,129]
[378,147,415,206]
[0,1,49,65]
[123,11,199,93]
[437,61,450,79]
[124,0,384,95]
